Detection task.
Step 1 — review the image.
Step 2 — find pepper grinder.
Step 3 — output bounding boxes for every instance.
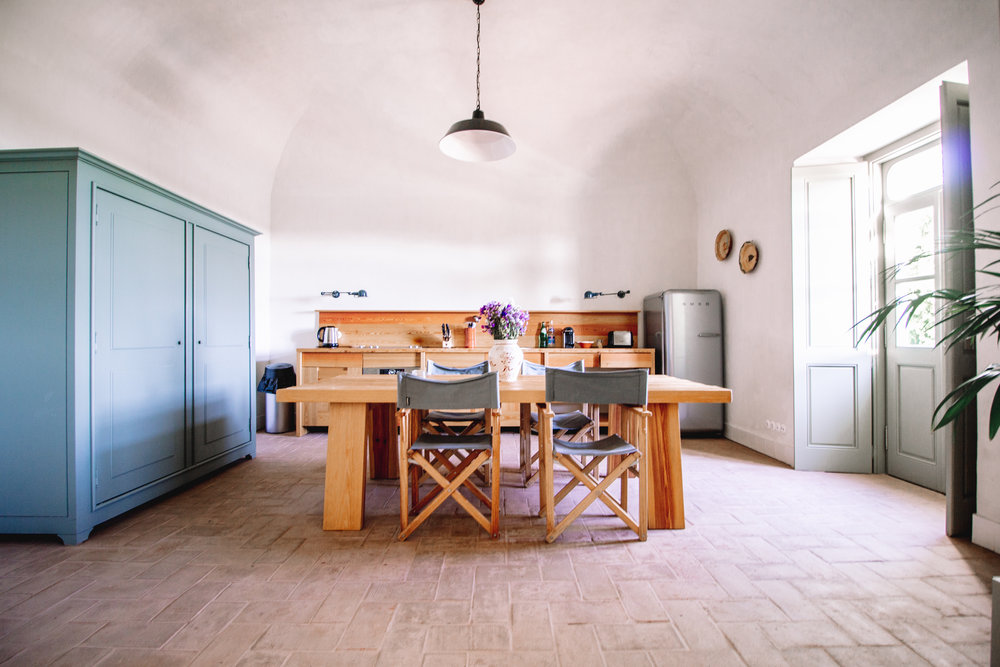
[466,319,478,348]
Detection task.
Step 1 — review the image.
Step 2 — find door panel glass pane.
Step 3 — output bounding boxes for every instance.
[891,206,935,280]
[886,144,942,201]
[806,178,856,347]
[895,278,935,348]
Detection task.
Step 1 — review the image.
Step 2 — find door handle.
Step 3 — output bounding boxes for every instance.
[697,332,721,338]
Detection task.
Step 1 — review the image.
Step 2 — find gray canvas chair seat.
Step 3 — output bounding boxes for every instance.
[396,371,501,540]
[519,359,595,487]
[553,433,637,458]
[425,409,486,422]
[539,367,650,543]
[543,411,593,432]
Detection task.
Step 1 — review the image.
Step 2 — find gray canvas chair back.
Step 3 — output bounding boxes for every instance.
[545,367,648,406]
[426,359,489,375]
[521,359,584,376]
[398,372,500,410]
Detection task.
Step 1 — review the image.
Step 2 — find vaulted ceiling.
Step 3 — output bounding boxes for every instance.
[0,0,982,228]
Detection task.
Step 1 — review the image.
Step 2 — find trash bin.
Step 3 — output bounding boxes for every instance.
[257,363,296,433]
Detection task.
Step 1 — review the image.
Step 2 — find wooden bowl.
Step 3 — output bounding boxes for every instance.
[576,341,593,348]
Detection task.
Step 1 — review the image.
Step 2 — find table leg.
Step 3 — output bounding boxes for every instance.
[519,403,532,487]
[323,402,368,530]
[295,402,306,437]
[368,403,398,479]
[647,402,685,529]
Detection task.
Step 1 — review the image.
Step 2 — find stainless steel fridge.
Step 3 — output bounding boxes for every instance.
[643,289,724,434]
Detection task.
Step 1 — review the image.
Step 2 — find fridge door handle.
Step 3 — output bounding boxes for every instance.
[697,332,722,337]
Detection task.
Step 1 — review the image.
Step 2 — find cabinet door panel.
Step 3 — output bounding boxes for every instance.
[194,228,251,462]
[93,190,187,504]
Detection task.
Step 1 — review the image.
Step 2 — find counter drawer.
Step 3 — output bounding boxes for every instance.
[545,351,596,368]
[300,352,363,368]
[363,352,421,369]
[599,351,654,369]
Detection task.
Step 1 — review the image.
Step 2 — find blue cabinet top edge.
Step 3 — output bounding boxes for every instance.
[0,147,261,238]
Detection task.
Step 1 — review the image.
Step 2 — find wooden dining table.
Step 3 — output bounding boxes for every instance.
[276,374,731,531]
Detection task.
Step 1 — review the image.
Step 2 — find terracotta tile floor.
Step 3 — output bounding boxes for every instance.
[1,432,998,666]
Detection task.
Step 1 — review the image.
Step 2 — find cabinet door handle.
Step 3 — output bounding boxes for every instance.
[177,341,182,345]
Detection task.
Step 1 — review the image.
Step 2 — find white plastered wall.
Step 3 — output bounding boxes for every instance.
[266,84,699,365]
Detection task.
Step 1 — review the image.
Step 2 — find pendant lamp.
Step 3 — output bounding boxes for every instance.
[440,0,516,162]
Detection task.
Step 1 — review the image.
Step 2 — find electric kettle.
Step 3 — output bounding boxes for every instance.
[317,325,340,348]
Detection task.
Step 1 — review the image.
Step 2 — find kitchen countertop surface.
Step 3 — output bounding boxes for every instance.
[298,346,653,352]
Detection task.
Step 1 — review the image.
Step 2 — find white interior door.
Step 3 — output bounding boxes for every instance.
[882,174,946,492]
[792,164,874,472]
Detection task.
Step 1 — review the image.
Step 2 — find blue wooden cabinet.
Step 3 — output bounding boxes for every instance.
[0,149,257,544]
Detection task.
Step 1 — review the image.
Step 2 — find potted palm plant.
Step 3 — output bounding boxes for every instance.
[857,183,1000,436]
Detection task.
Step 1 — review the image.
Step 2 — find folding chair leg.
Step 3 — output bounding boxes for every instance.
[546,452,643,543]
[400,451,491,540]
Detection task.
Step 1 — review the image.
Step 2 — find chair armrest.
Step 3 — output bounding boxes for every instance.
[538,404,555,438]
[620,405,651,450]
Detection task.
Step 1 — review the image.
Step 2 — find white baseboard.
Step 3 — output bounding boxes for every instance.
[723,423,794,467]
[973,513,1000,554]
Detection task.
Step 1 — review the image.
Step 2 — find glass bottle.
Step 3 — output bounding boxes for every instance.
[547,322,556,347]
[539,321,548,348]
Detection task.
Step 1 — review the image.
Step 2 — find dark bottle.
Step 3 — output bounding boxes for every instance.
[539,321,548,348]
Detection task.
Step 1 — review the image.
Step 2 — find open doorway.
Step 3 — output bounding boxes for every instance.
[791,65,975,536]
[874,134,947,493]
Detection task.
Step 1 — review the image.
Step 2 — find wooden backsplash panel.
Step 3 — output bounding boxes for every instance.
[316,310,639,348]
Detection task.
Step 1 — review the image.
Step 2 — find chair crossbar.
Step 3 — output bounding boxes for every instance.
[400,450,492,539]
[547,451,642,542]
[411,449,492,512]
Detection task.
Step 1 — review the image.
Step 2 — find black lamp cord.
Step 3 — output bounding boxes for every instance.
[475,1,482,112]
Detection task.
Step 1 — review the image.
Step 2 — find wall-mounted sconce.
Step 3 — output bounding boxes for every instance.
[321,290,368,298]
[584,290,630,299]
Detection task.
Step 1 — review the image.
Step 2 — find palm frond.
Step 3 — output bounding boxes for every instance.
[932,365,1000,436]
[856,182,1000,436]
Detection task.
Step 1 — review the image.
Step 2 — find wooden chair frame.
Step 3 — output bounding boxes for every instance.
[422,360,491,483]
[518,359,595,487]
[519,403,597,487]
[538,368,650,543]
[397,408,501,539]
[396,372,501,540]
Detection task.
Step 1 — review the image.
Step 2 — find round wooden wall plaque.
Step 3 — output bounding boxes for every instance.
[714,230,732,261]
[739,241,759,273]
